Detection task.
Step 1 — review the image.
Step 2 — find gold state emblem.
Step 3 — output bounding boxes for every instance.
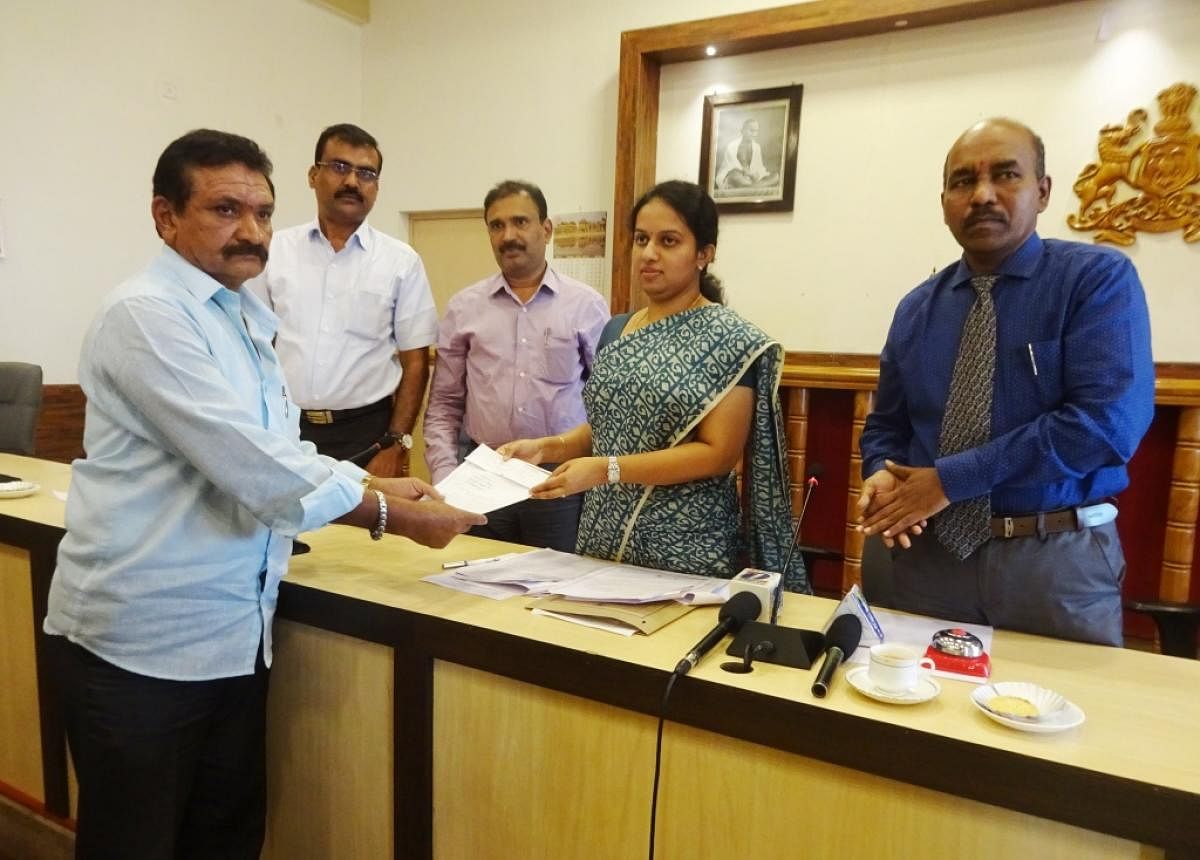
[1068,82,1200,245]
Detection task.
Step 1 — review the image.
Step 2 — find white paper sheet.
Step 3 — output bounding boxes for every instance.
[421,572,527,600]
[433,444,551,514]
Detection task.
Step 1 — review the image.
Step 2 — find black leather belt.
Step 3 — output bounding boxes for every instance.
[300,396,390,425]
[990,510,1078,539]
[989,502,1116,539]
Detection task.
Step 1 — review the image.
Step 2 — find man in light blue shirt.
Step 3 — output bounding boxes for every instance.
[43,129,483,859]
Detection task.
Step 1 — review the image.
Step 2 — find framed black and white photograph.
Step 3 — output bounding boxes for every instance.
[698,84,803,214]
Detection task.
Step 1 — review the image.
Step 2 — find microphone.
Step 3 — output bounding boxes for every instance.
[673,591,761,677]
[811,614,862,698]
[779,467,822,579]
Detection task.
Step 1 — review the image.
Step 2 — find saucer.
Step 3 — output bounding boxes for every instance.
[846,666,940,704]
[970,682,1085,734]
[0,482,39,500]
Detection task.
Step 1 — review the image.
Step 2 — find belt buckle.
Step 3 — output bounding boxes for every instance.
[1002,517,1015,539]
[305,410,334,425]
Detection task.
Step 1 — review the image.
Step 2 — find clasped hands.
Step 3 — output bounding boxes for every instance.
[855,461,949,549]
[495,438,606,500]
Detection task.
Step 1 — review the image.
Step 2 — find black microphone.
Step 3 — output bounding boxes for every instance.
[673,591,761,677]
[779,467,822,580]
[811,614,862,698]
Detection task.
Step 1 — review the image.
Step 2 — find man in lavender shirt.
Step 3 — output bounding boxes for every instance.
[425,180,609,551]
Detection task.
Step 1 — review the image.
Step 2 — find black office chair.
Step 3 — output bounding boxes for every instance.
[1125,599,1200,659]
[0,362,43,455]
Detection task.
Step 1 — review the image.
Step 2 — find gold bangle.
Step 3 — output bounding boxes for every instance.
[557,435,567,457]
[361,473,375,491]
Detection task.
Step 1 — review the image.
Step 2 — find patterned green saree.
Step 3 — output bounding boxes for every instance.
[577,304,809,592]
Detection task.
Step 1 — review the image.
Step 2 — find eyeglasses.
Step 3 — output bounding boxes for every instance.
[315,160,379,184]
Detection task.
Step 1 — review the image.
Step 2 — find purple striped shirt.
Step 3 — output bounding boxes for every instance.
[424,268,609,483]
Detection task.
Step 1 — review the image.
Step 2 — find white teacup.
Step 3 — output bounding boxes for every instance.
[868,644,935,694]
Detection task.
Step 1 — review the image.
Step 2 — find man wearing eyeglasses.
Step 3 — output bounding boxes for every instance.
[250,123,437,478]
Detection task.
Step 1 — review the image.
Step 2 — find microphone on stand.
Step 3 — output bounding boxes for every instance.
[673,591,761,677]
[811,614,862,698]
[780,466,823,579]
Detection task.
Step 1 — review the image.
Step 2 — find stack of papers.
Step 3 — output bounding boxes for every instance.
[424,548,729,605]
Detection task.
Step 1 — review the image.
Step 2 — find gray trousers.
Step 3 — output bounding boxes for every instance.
[889,520,1126,646]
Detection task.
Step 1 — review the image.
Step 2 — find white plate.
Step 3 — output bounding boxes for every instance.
[0,482,39,500]
[970,682,1085,734]
[846,666,940,704]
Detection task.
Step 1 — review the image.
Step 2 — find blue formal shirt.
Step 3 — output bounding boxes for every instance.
[45,248,365,680]
[860,233,1154,515]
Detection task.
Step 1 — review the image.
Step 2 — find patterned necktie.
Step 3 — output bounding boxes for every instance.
[936,274,998,560]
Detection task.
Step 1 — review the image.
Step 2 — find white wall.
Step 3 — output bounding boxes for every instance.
[0,0,363,381]
[365,0,1199,361]
[655,0,1200,358]
[361,0,778,252]
[5,0,1198,380]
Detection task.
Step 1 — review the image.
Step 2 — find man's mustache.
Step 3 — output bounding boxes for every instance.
[336,189,364,202]
[222,242,268,263]
[966,209,1006,228]
[499,240,525,253]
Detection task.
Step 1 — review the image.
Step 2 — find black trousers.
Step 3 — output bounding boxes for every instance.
[50,636,271,860]
[299,397,391,463]
[468,490,583,553]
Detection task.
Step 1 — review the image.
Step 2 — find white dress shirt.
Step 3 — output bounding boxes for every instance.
[249,220,438,410]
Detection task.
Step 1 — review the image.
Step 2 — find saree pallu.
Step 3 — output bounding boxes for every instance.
[577,304,810,592]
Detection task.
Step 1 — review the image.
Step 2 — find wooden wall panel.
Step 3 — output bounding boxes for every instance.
[1163,408,1200,601]
[796,389,854,595]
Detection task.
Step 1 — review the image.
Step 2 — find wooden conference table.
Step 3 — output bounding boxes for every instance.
[1,453,1198,859]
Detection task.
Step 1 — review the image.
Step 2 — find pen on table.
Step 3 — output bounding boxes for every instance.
[1026,343,1038,377]
[442,556,505,570]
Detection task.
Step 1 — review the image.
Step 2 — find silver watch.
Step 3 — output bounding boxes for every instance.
[384,431,414,451]
[607,456,620,484]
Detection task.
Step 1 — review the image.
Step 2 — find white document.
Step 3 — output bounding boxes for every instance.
[422,572,528,600]
[434,444,551,514]
[440,548,607,595]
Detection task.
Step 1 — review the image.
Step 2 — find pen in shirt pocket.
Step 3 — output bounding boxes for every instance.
[282,385,289,417]
[1026,343,1039,377]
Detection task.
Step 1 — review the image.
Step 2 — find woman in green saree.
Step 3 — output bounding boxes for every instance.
[498,181,807,592]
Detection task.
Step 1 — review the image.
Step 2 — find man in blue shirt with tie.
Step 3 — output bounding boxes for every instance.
[857,118,1154,646]
[43,129,484,859]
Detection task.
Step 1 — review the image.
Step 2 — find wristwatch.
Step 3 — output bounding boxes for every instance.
[382,431,414,451]
[607,456,621,484]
